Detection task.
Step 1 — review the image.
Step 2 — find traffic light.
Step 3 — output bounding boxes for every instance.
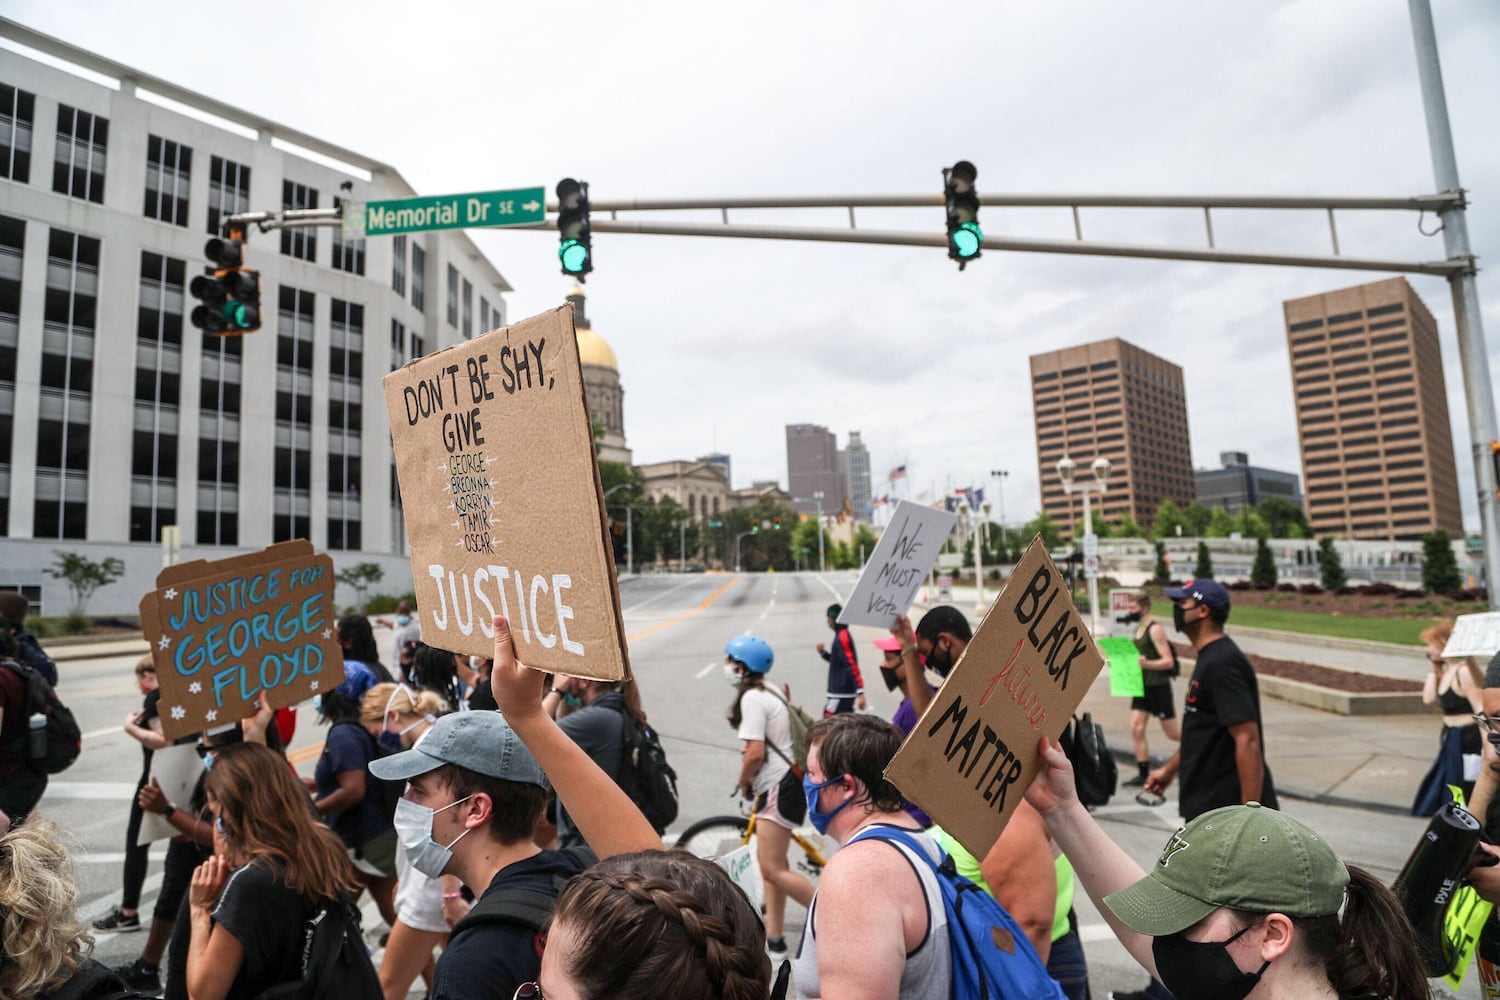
[556,178,593,280]
[943,160,982,268]
[191,229,261,335]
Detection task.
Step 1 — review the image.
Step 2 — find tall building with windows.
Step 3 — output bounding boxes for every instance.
[786,423,846,517]
[841,431,873,522]
[1284,277,1462,540]
[1030,338,1195,536]
[1195,451,1303,515]
[0,23,511,614]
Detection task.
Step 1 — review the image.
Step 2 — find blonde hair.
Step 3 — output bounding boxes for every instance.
[360,682,450,726]
[0,820,92,998]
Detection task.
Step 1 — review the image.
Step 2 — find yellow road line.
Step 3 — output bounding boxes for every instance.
[283,575,742,767]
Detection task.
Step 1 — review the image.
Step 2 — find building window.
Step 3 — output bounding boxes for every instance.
[143,135,191,226]
[329,299,364,550]
[391,234,407,295]
[131,251,187,542]
[462,278,473,338]
[280,181,318,260]
[0,83,35,183]
[274,286,315,542]
[0,214,22,535]
[207,155,251,235]
[411,243,426,312]
[52,104,107,203]
[36,227,99,538]
[198,330,241,546]
[410,331,425,358]
[330,198,365,274]
[447,264,458,327]
[391,317,406,369]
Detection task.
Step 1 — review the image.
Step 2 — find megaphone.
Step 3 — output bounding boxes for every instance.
[1392,802,1484,977]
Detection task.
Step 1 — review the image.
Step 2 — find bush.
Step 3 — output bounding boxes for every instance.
[1276,583,1298,593]
[1298,583,1324,595]
[1364,582,1401,597]
[1447,589,1479,603]
[1422,530,1462,594]
[1335,585,1356,596]
[62,612,89,635]
[1250,537,1277,588]
[1228,580,1252,591]
[1193,541,1213,580]
[1317,536,1347,591]
[1396,588,1427,600]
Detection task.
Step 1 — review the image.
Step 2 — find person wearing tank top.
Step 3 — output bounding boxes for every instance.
[1413,621,1484,816]
[1122,593,1181,789]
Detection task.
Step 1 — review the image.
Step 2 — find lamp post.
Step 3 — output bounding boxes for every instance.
[1056,454,1112,637]
[989,468,1009,561]
[602,483,633,576]
[813,491,826,574]
[734,528,759,573]
[976,501,991,611]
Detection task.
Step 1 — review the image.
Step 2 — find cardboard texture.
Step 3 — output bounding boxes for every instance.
[838,501,958,629]
[1443,612,1500,659]
[383,305,627,680]
[1100,636,1145,698]
[140,541,341,741]
[884,536,1105,860]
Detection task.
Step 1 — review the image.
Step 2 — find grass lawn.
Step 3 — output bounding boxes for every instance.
[1229,605,1432,646]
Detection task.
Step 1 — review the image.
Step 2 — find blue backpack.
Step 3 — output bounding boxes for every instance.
[849,825,1066,1000]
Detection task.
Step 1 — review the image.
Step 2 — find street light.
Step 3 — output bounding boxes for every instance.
[602,483,637,577]
[989,469,1009,559]
[976,500,991,611]
[812,492,827,574]
[1056,453,1112,637]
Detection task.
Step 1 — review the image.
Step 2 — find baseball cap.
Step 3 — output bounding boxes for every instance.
[826,603,843,620]
[1164,578,1232,617]
[369,710,547,788]
[1103,803,1348,936]
[873,636,904,652]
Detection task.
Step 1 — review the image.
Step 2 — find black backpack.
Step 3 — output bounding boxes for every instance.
[610,705,679,833]
[2,657,81,774]
[253,893,382,1000]
[47,960,156,1000]
[1061,712,1117,808]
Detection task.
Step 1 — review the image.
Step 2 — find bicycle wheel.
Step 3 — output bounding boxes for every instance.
[674,816,751,859]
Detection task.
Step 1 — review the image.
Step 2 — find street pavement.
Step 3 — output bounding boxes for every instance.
[33,572,1482,998]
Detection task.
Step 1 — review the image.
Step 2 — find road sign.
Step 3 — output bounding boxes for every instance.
[1083,533,1098,558]
[356,186,546,237]
[1084,554,1100,578]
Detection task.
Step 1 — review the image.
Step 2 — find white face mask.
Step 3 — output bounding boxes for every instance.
[724,662,744,689]
[393,794,474,878]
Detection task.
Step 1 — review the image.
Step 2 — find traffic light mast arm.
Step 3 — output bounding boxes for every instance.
[220,207,344,235]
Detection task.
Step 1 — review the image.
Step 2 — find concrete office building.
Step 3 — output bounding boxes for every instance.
[841,430,873,522]
[1031,338,1195,536]
[1196,451,1303,514]
[0,23,512,615]
[1284,277,1463,540]
[786,423,846,517]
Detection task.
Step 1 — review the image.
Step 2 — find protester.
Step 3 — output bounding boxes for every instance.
[313,660,399,928]
[408,642,468,711]
[1123,592,1181,788]
[339,614,396,684]
[467,655,496,711]
[182,742,364,1000]
[94,655,169,934]
[725,634,813,957]
[387,599,422,672]
[0,616,47,835]
[816,603,866,715]
[0,591,57,686]
[1026,738,1429,1000]
[544,675,650,844]
[1464,651,1500,826]
[369,616,662,1000]
[902,604,972,719]
[873,629,933,827]
[361,683,454,1000]
[1412,621,1484,816]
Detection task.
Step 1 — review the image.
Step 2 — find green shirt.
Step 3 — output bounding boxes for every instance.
[932,827,1075,942]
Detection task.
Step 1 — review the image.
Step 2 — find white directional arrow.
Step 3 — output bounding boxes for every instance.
[522,200,541,212]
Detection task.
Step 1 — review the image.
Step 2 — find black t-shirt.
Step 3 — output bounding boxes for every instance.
[316,721,387,847]
[208,860,307,1000]
[1178,636,1277,820]
[432,848,595,1000]
[555,693,626,846]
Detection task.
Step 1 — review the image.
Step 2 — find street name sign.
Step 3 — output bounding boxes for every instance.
[360,186,545,237]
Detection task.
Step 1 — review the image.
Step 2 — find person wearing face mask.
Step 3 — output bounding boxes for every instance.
[542,675,655,844]
[1026,739,1429,1000]
[904,605,972,717]
[1143,579,1277,818]
[388,600,422,675]
[1123,592,1182,789]
[359,683,453,1000]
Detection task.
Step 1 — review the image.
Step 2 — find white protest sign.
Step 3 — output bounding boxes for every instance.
[136,742,204,846]
[1443,612,1500,660]
[838,501,959,628]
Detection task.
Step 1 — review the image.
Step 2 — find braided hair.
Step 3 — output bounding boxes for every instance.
[550,850,770,1000]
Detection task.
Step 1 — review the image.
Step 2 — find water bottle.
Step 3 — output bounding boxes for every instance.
[28,713,47,760]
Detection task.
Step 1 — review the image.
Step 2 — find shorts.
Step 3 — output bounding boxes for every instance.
[350,827,399,879]
[1131,683,1176,720]
[755,769,806,830]
[394,845,448,934]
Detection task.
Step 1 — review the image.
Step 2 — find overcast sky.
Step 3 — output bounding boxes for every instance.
[8,1,1499,531]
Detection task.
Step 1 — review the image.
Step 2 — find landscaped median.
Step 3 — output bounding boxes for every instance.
[1172,641,1427,717]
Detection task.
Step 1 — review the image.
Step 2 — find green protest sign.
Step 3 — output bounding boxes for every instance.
[1100,636,1145,698]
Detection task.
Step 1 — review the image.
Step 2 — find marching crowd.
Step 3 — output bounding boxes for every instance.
[0,581,1497,999]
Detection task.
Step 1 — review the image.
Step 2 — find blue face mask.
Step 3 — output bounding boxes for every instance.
[202,751,214,771]
[312,694,323,713]
[396,615,412,627]
[803,773,853,835]
[378,731,404,751]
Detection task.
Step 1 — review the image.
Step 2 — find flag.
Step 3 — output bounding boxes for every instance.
[872,496,889,508]
[968,487,985,512]
[889,465,907,481]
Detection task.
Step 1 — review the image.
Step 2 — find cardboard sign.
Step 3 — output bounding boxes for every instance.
[1100,636,1145,698]
[1444,612,1500,660]
[137,743,205,846]
[140,540,340,741]
[383,305,627,680]
[885,536,1105,860]
[839,501,958,628]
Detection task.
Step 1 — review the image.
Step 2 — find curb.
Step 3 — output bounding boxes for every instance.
[1230,624,1419,655]
[1257,674,1430,717]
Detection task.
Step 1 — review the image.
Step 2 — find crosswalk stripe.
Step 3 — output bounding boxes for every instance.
[42,781,140,799]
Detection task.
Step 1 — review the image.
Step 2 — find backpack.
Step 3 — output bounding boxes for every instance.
[1061,712,1117,808]
[47,959,156,1000]
[849,826,1065,1000]
[451,845,596,948]
[2,657,81,774]
[252,893,382,1000]
[764,685,815,776]
[1168,643,1181,680]
[610,704,680,834]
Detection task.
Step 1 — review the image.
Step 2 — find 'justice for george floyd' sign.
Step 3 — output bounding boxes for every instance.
[383,306,628,680]
[885,535,1105,860]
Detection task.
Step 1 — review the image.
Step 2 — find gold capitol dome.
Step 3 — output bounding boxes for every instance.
[565,286,617,371]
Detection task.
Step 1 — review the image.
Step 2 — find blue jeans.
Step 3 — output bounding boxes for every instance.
[1047,919,1090,1000]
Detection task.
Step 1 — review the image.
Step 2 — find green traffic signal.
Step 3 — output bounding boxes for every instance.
[559,238,591,275]
[556,178,593,280]
[943,160,982,269]
[951,221,983,259]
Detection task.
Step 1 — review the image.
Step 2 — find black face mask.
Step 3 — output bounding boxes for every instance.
[1152,924,1269,1000]
[926,640,954,678]
[1123,611,1143,624]
[879,665,903,692]
[1172,604,1189,633]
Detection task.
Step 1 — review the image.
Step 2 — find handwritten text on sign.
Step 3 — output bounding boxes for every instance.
[885,536,1104,860]
[384,306,628,679]
[838,501,957,629]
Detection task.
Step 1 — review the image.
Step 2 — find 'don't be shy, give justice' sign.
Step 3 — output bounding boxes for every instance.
[383,306,628,680]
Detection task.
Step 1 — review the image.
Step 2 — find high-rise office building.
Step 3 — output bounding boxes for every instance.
[786,423,845,517]
[1031,338,1195,536]
[1284,277,1462,540]
[841,431,872,521]
[1195,452,1303,515]
[698,451,732,489]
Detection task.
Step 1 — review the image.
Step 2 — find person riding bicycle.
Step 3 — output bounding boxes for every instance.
[725,634,814,957]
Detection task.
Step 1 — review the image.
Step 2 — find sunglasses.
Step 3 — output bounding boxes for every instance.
[513,985,542,1000]
[1473,715,1500,749]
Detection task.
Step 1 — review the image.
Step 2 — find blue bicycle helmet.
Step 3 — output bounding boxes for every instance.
[725,635,774,674]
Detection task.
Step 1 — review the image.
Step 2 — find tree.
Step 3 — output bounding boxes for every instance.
[1318,536,1347,589]
[1206,506,1235,538]
[1256,497,1309,539]
[1114,511,1145,538]
[335,562,385,612]
[1152,500,1186,540]
[1153,540,1170,582]
[852,523,878,566]
[1023,511,1064,551]
[791,517,822,571]
[1250,537,1278,588]
[45,550,125,622]
[1234,508,1271,541]
[1183,502,1213,538]
[1422,530,1463,594]
[1194,541,1213,579]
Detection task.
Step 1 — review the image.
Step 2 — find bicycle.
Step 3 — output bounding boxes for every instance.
[675,796,829,881]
